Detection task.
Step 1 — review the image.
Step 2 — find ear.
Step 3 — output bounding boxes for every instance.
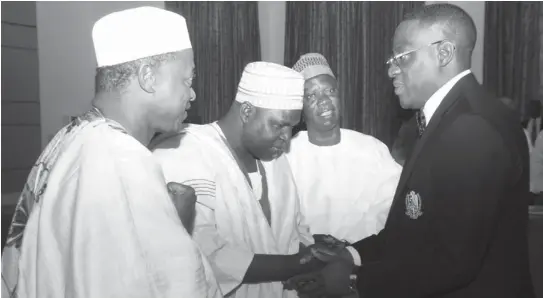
[137,63,156,93]
[239,102,255,124]
[437,41,456,67]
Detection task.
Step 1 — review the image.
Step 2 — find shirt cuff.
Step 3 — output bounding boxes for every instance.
[345,246,362,266]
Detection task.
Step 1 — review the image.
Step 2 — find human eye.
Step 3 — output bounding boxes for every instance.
[398,54,410,62]
[396,51,414,65]
[304,93,316,102]
[184,70,196,86]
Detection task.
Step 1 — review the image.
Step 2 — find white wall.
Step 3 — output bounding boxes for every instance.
[2,2,40,204]
[36,1,164,147]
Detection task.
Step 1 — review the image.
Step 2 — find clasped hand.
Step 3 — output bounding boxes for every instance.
[167,182,197,234]
[299,234,352,264]
[287,235,357,297]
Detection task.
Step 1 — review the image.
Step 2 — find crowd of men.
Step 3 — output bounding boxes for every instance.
[2,3,535,298]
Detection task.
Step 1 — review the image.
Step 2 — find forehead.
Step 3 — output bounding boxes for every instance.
[392,20,442,53]
[258,108,301,125]
[304,74,337,90]
[180,49,195,69]
[161,51,194,76]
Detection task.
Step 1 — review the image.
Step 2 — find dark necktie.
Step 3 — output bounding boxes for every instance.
[416,110,426,137]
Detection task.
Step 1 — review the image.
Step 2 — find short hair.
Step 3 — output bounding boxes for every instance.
[404,3,477,52]
[95,51,179,93]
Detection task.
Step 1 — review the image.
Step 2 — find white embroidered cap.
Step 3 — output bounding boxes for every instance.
[292,53,335,80]
[235,62,304,110]
[92,6,192,67]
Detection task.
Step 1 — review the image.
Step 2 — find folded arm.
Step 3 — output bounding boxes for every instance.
[70,137,212,298]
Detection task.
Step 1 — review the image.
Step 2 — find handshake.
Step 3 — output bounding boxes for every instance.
[286,235,359,298]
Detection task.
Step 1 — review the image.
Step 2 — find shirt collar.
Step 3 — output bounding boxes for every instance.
[422,69,471,126]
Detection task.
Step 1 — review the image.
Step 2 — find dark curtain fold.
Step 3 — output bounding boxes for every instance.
[285,1,423,147]
[166,1,261,124]
[483,1,541,121]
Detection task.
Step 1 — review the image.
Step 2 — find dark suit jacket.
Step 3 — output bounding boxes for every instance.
[352,74,534,298]
[391,114,418,166]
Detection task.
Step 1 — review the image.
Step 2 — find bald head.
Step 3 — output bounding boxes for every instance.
[404,4,477,55]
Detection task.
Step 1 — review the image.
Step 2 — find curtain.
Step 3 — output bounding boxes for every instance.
[483,1,541,122]
[285,1,423,147]
[166,2,261,124]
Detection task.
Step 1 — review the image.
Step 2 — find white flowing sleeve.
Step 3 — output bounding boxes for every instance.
[367,138,402,231]
[192,187,255,296]
[153,137,254,296]
[346,137,402,266]
[67,130,214,298]
[284,150,315,247]
[292,176,315,247]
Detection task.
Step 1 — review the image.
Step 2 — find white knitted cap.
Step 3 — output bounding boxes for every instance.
[235,62,304,110]
[292,53,335,80]
[92,7,192,67]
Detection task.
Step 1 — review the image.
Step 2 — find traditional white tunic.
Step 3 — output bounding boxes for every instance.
[285,129,402,243]
[2,110,221,298]
[152,123,314,298]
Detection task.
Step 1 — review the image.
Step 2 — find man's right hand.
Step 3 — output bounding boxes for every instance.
[167,182,197,234]
[285,260,356,297]
[302,235,354,264]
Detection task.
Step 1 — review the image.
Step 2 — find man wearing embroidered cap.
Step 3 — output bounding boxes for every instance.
[293,4,534,298]
[2,6,221,298]
[286,52,401,249]
[152,62,328,298]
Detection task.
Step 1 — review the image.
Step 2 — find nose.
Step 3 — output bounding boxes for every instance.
[388,63,400,79]
[316,93,332,105]
[189,88,196,101]
[280,126,293,143]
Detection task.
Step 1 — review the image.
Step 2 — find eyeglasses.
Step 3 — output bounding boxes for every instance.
[385,40,445,68]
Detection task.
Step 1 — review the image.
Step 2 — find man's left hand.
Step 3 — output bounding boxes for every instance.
[167,182,197,234]
[286,260,356,297]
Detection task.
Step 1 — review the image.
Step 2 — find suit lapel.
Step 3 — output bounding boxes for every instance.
[393,74,477,201]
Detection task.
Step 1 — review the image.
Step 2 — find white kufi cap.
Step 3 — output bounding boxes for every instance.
[92,6,192,67]
[235,62,304,110]
[292,53,335,80]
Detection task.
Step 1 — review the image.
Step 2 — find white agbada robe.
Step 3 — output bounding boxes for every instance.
[285,129,402,243]
[1,109,221,298]
[152,123,314,298]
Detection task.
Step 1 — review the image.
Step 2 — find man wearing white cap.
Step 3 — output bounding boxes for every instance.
[287,53,402,245]
[2,6,221,298]
[151,62,327,298]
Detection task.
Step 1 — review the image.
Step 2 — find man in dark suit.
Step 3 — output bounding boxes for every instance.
[291,3,534,298]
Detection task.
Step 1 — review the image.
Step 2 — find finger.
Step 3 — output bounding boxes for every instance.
[167,182,195,196]
[299,253,314,265]
[311,246,338,257]
[313,234,328,242]
[290,273,325,294]
[320,234,338,244]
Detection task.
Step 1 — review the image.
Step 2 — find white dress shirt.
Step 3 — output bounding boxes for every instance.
[422,69,472,126]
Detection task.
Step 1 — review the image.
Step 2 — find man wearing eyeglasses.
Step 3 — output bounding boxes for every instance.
[292,3,534,298]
